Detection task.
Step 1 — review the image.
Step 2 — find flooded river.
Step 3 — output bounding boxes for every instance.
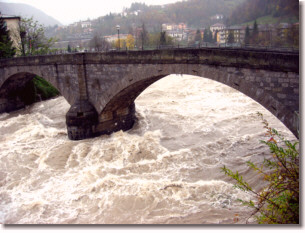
[0,74,296,224]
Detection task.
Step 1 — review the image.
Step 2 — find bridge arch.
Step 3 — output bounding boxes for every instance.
[0,71,65,113]
[0,50,299,140]
[94,64,298,138]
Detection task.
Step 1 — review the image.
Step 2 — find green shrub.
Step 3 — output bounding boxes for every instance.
[222,112,299,224]
[33,75,60,100]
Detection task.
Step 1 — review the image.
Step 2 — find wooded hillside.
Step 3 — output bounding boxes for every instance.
[226,0,299,26]
[91,0,245,35]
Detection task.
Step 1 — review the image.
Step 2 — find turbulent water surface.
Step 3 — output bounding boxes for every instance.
[0,75,296,224]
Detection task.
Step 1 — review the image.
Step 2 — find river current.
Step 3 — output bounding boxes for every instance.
[0,74,296,224]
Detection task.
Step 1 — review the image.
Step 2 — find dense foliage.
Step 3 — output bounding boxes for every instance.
[88,35,111,51]
[32,76,60,101]
[222,113,299,224]
[0,17,15,58]
[227,0,299,26]
[104,0,244,32]
[47,0,245,41]
[148,31,174,47]
[18,17,56,56]
[158,0,245,28]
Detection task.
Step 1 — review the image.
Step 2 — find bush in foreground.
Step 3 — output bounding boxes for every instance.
[222,113,299,224]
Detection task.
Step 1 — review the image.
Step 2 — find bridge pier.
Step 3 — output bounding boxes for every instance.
[66,100,99,140]
[66,100,136,140]
[96,103,136,135]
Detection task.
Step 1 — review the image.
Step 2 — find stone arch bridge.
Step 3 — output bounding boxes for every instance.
[0,48,299,140]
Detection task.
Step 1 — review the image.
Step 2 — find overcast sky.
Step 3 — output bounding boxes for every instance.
[1,0,182,25]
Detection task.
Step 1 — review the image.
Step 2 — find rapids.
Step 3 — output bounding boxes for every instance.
[0,74,296,224]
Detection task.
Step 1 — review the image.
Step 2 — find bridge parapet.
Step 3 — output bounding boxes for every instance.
[0,48,299,73]
[0,53,84,66]
[83,49,299,73]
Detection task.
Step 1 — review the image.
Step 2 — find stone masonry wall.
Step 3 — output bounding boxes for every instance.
[0,49,299,138]
[85,63,298,137]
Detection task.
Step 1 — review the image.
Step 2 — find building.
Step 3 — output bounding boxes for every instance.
[0,13,21,50]
[162,23,175,31]
[210,23,225,33]
[162,23,187,32]
[256,24,276,45]
[104,34,128,43]
[83,27,94,35]
[276,23,290,40]
[81,21,92,28]
[210,23,225,43]
[161,23,188,41]
[216,22,299,46]
[178,23,187,30]
[219,26,245,44]
[167,30,187,41]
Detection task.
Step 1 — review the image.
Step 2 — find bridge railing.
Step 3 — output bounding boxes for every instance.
[0,43,299,61]
[47,43,300,54]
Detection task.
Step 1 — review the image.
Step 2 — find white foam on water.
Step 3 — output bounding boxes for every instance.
[0,75,296,224]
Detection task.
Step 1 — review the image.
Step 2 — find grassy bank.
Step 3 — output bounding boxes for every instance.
[18,76,60,106]
[240,15,298,26]
[33,76,60,101]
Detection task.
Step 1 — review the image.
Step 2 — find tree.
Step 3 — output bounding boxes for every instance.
[227,30,235,44]
[149,31,173,47]
[114,38,126,49]
[213,30,219,43]
[0,17,16,58]
[89,34,110,51]
[227,0,298,26]
[289,25,299,48]
[194,29,202,45]
[251,20,259,45]
[160,31,167,46]
[203,29,213,43]
[244,25,251,46]
[89,35,100,51]
[126,34,135,49]
[138,23,149,49]
[17,17,56,56]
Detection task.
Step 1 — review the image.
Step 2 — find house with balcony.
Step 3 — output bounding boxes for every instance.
[167,30,187,41]
[162,23,189,41]
[218,25,245,44]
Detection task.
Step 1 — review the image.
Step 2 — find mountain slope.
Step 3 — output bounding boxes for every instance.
[226,0,299,26]
[91,0,246,36]
[162,0,245,27]
[0,2,62,26]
